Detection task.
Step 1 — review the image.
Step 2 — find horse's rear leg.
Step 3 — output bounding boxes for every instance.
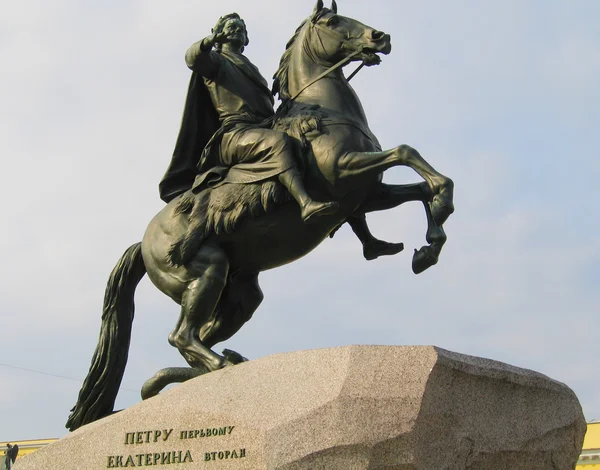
[142,271,263,399]
[200,270,264,348]
[168,241,234,372]
[338,145,454,225]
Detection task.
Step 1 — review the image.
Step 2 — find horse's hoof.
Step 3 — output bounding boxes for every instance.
[412,246,439,274]
[222,349,248,365]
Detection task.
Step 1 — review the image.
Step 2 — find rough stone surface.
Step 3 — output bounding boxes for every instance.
[15,346,586,469]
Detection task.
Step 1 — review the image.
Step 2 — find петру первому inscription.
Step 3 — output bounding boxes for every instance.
[122,426,235,445]
[124,430,174,445]
[180,426,234,439]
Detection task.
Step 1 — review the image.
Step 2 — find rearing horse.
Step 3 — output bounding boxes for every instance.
[66,0,454,431]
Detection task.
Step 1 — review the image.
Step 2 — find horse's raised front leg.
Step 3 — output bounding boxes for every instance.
[344,182,430,260]
[337,145,454,225]
[359,182,431,213]
[356,181,445,270]
[167,240,235,372]
[412,201,447,274]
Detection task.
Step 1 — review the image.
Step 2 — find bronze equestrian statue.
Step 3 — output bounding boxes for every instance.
[66,0,454,431]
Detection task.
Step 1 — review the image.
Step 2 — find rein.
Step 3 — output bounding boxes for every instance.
[288,49,363,102]
[287,21,368,103]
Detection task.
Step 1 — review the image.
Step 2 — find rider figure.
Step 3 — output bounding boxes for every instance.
[161,13,403,258]
[180,13,338,223]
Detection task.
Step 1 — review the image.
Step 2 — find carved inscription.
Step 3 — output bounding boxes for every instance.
[106,450,193,467]
[107,427,246,467]
[124,430,173,445]
[204,449,246,461]
[180,426,234,439]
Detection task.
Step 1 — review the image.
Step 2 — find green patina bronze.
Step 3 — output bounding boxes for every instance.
[66,0,454,432]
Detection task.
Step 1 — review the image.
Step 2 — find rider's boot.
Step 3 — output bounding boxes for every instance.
[362,239,405,261]
[348,215,404,260]
[278,168,339,223]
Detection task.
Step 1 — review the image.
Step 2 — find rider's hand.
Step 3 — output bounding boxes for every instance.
[211,31,230,45]
[201,32,228,51]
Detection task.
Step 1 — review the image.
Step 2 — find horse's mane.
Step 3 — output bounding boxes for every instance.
[274,3,341,104]
[272,18,310,102]
[273,8,334,102]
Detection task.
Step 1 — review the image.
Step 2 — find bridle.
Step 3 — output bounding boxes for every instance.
[287,18,370,103]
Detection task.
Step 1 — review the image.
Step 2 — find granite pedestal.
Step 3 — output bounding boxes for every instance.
[15,346,586,469]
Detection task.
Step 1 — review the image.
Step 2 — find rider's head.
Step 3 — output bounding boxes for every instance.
[213,13,249,52]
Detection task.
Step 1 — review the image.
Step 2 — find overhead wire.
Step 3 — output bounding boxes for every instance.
[0,363,138,393]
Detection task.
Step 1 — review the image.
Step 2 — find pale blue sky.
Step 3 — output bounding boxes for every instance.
[1,0,598,441]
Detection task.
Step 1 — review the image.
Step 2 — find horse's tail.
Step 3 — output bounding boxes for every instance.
[65,242,146,431]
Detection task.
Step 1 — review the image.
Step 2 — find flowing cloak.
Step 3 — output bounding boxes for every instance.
[158,72,220,203]
[159,51,285,204]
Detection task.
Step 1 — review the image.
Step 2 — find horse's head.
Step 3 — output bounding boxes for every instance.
[308,0,391,67]
[273,1,392,102]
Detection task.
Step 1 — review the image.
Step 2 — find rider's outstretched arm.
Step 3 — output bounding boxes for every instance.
[185,34,222,77]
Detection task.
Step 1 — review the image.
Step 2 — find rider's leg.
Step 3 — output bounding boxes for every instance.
[224,128,339,223]
[347,214,404,261]
[168,240,233,372]
[278,167,339,223]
